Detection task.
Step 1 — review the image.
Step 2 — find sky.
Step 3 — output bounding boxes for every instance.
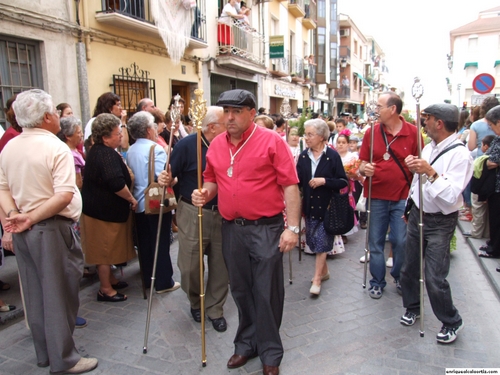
[337,0,499,110]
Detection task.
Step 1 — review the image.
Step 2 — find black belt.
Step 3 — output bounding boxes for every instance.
[423,211,458,217]
[224,213,283,226]
[180,196,218,212]
[42,215,73,222]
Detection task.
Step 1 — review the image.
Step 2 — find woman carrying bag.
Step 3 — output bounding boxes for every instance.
[297,119,348,296]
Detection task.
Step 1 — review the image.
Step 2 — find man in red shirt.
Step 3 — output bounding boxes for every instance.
[192,89,300,375]
[359,92,420,299]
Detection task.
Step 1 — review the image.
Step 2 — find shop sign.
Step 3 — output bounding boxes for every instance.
[269,35,284,59]
[275,84,297,98]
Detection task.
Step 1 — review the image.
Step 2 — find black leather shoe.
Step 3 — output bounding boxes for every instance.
[97,290,127,302]
[190,308,201,322]
[496,266,500,273]
[209,316,227,332]
[111,281,128,289]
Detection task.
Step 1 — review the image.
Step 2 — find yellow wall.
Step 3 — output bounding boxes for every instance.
[86,42,198,115]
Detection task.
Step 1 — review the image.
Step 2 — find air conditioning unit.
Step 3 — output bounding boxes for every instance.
[339,29,350,37]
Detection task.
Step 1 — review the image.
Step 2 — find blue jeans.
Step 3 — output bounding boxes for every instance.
[400,207,462,327]
[368,199,406,289]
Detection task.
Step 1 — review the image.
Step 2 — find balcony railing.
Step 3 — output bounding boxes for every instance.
[290,55,304,79]
[217,18,266,70]
[288,0,305,18]
[339,45,351,60]
[98,0,207,45]
[302,0,317,29]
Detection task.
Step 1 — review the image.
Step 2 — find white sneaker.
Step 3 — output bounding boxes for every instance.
[58,357,98,374]
[360,253,370,263]
[386,257,393,268]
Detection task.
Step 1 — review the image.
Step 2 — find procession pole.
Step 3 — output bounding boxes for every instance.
[412,77,425,338]
[280,98,294,284]
[362,99,379,288]
[143,94,181,353]
[189,89,208,366]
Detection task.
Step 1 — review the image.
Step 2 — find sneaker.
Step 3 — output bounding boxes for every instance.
[436,321,464,344]
[156,281,181,294]
[400,311,419,326]
[75,317,87,329]
[368,286,382,299]
[396,280,402,295]
[386,257,393,268]
[360,253,370,263]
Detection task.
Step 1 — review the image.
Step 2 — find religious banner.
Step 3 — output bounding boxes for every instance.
[151,0,195,64]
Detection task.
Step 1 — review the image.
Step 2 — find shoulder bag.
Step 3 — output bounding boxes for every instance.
[323,179,355,235]
[144,145,177,215]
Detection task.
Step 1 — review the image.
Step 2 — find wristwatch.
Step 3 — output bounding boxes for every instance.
[427,172,439,183]
[287,225,300,234]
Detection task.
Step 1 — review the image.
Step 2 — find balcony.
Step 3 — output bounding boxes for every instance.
[269,52,290,78]
[290,55,305,83]
[339,45,351,62]
[216,19,267,75]
[96,0,208,49]
[302,0,316,29]
[288,0,305,18]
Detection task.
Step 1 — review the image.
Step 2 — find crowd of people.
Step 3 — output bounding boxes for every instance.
[0,86,499,375]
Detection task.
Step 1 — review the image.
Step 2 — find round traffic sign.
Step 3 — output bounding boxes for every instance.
[472,73,496,94]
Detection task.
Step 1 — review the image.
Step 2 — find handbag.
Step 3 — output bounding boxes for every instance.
[144,145,177,215]
[355,189,366,212]
[323,179,355,235]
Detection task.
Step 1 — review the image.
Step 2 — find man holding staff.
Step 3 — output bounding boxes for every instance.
[359,92,420,299]
[166,106,229,332]
[400,104,472,344]
[192,89,300,375]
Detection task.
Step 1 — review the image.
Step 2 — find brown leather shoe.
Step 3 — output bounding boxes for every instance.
[227,354,249,369]
[263,364,280,375]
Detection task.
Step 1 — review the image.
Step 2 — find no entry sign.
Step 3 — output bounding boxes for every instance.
[472,73,496,94]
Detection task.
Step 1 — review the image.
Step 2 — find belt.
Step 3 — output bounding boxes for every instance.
[40,215,73,223]
[423,211,458,217]
[224,214,283,226]
[180,196,218,212]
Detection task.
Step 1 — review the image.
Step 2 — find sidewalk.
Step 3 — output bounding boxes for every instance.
[1,227,500,374]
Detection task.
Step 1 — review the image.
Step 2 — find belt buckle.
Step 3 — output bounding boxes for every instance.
[234,218,245,226]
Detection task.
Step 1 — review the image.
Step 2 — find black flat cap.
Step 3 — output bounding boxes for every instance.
[216,89,256,109]
[422,104,459,123]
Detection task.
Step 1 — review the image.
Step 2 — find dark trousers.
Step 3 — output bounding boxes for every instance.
[221,219,284,367]
[14,218,83,373]
[400,208,462,328]
[135,211,174,291]
[487,192,500,256]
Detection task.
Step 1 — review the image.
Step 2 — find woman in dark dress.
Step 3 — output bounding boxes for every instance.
[80,114,137,302]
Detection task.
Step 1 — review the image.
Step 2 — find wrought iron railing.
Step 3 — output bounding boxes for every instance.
[290,55,304,78]
[289,0,304,8]
[99,0,207,43]
[305,0,316,19]
[217,18,265,66]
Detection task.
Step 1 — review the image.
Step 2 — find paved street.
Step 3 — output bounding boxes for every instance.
[1,225,500,375]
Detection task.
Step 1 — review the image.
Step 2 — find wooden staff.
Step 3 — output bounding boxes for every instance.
[411,77,425,338]
[143,94,181,354]
[189,89,208,366]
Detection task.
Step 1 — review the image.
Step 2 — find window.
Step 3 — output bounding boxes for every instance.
[468,36,478,54]
[110,63,156,115]
[317,27,326,74]
[0,35,43,130]
[354,40,358,56]
[317,0,326,18]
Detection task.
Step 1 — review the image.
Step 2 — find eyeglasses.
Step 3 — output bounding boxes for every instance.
[376,104,394,111]
[56,110,62,117]
[304,132,318,138]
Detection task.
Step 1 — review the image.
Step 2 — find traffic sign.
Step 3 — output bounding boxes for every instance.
[472,73,495,94]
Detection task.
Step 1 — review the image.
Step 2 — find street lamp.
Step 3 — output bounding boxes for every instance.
[447,54,453,71]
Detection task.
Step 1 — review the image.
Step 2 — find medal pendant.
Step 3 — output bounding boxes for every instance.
[383,152,390,161]
[227,166,233,177]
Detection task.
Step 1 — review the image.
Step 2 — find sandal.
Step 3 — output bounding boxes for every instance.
[0,280,11,291]
[0,304,16,312]
[478,251,500,259]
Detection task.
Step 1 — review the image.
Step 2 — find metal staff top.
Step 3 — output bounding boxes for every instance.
[411,77,424,103]
[189,89,207,131]
[366,100,379,123]
[171,93,182,124]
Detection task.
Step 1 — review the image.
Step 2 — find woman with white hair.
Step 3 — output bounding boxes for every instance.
[296,119,348,295]
[126,111,180,294]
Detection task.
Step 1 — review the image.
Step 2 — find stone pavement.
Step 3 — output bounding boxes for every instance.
[1,225,500,375]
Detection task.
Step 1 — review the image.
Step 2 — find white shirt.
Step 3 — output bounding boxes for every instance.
[409,133,473,215]
[219,3,238,26]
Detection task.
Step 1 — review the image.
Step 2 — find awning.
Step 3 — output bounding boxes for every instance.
[353,72,373,89]
[495,60,500,68]
[464,62,478,69]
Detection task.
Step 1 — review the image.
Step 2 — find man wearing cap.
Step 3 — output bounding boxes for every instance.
[192,89,300,375]
[359,92,420,299]
[168,106,229,332]
[400,103,472,344]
